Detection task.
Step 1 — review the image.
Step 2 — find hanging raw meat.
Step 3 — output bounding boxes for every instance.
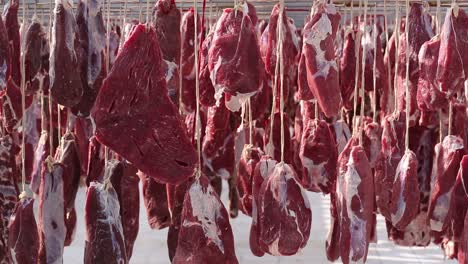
[0,15,9,95]
[49,0,84,107]
[185,109,206,147]
[74,117,93,174]
[264,112,292,164]
[363,119,382,169]
[85,136,105,185]
[437,6,468,96]
[382,30,398,116]
[139,172,170,229]
[84,180,127,264]
[0,134,19,264]
[256,162,311,256]
[299,118,337,193]
[109,160,140,260]
[297,53,314,101]
[72,0,107,117]
[208,5,263,112]
[336,144,374,264]
[91,24,197,185]
[361,19,386,94]
[173,174,238,264]
[3,0,20,85]
[38,162,66,264]
[23,18,46,95]
[396,3,434,125]
[460,210,468,263]
[339,29,358,110]
[249,75,271,121]
[108,28,120,67]
[30,131,49,194]
[428,135,465,233]
[449,155,468,243]
[166,179,189,261]
[1,79,33,133]
[332,119,352,155]
[8,197,39,264]
[199,31,216,106]
[303,1,341,118]
[237,145,262,216]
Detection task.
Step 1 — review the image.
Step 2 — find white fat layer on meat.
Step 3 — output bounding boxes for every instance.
[164,60,178,82]
[391,152,411,225]
[333,120,351,154]
[41,166,66,264]
[87,0,106,86]
[186,180,225,254]
[259,159,277,179]
[303,13,337,79]
[268,237,281,256]
[344,153,367,262]
[225,90,257,112]
[302,156,328,188]
[465,80,468,103]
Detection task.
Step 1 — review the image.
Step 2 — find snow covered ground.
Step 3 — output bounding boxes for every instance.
[62,182,456,264]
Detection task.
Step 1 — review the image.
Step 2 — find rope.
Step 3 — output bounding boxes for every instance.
[352,0,361,134]
[20,0,27,198]
[48,0,53,157]
[105,0,111,163]
[146,0,150,25]
[248,98,253,145]
[57,104,61,143]
[179,3,184,113]
[393,2,400,112]
[194,0,202,178]
[404,0,410,151]
[359,0,368,147]
[372,5,377,123]
[278,0,285,163]
[384,0,392,114]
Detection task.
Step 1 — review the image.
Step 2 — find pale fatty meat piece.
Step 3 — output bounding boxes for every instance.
[84,181,127,264]
[49,0,84,107]
[237,145,262,216]
[0,135,19,264]
[30,131,49,194]
[299,118,337,193]
[8,198,39,264]
[38,163,66,264]
[139,172,170,230]
[173,174,238,264]
[0,15,9,96]
[339,29,358,110]
[91,24,197,185]
[23,19,46,95]
[264,112,292,164]
[208,5,263,112]
[428,135,465,232]
[390,150,420,230]
[3,0,20,85]
[336,145,374,264]
[109,160,140,260]
[303,1,341,118]
[153,0,181,63]
[166,179,189,261]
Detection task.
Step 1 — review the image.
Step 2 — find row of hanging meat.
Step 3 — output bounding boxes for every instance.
[0,0,467,263]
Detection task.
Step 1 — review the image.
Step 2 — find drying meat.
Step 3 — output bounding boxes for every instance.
[208,4,263,112]
[91,24,197,185]
[303,1,341,118]
[1,79,33,133]
[166,179,189,261]
[139,172,171,229]
[84,180,127,264]
[237,145,262,216]
[49,0,84,107]
[332,119,352,155]
[199,31,216,106]
[361,19,386,94]
[30,131,49,194]
[109,160,140,260]
[0,134,19,264]
[257,162,311,256]
[23,18,46,95]
[249,75,271,121]
[364,121,382,168]
[3,0,20,86]
[85,136,105,185]
[264,112,292,164]
[428,135,465,233]
[173,174,238,264]
[299,118,337,193]
[8,197,39,264]
[460,210,468,263]
[449,155,468,243]
[297,53,314,101]
[0,15,9,95]
[38,162,66,264]
[339,29,358,110]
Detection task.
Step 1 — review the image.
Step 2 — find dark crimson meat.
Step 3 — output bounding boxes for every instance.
[382,31,397,116]
[49,0,84,107]
[173,174,238,264]
[3,0,20,85]
[339,29,358,110]
[85,136,105,185]
[8,197,39,264]
[326,180,340,261]
[23,19,46,94]
[428,135,465,233]
[180,9,199,112]
[0,135,19,263]
[166,179,189,261]
[246,2,258,27]
[249,75,271,121]
[437,6,468,96]
[108,160,140,260]
[208,5,263,112]
[74,117,93,175]
[1,79,33,133]
[459,210,468,263]
[139,172,170,229]
[153,0,181,63]
[297,53,314,101]
[184,109,206,147]
[449,155,468,243]
[72,0,107,117]
[91,24,197,185]
[0,15,9,95]
[336,145,374,264]
[303,2,341,118]
[299,118,337,193]
[237,145,262,216]
[264,112,292,164]
[199,32,216,106]
[38,162,66,264]
[257,162,311,256]
[30,131,49,194]
[84,181,127,264]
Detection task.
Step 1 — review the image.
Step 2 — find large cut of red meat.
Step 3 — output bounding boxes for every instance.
[24,19,46,95]
[91,24,197,185]
[428,135,465,232]
[38,162,66,264]
[332,119,352,154]
[153,0,181,64]
[3,0,20,85]
[364,121,382,168]
[257,162,311,256]
[299,118,337,193]
[84,180,127,264]
[303,2,341,118]
[339,29,358,110]
[460,210,468,263]
[449,155,468,243]
[237,145,262,216]
[173,174,238,264]
[139,172,170,229]
[85,136,105,185]
[49,0,83,107]
[8,197,39,264]
[297,53,314,101]
[199,31,216,107]
[1,79,33,133]
[166,179,189,261]
[0,15,9,95]
[30,131,49,194]
[208,5,263,112]
[264,112,292,164]
[336,144,374,264]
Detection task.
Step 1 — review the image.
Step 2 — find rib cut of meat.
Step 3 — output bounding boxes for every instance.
[38,162,66,264]
[139,172,170,229]
[8,197,39,264]
[173,174,238,264]
[336,145,374,264]
[264,112,292,164]
[299,118,337,193]
[91,24,197,185]
[303,2,341,118]
[208,5,263,112]
[0,15,9,95]
[30,131,49,194]
[390,150,420,230]
[49,0,84,107]
[109,160,140,260]
[3,0,20,85]
[166,179,189,261]
[24,19,46,95]
[84,180,127,264]
[428,135,465,232]
[339,29,358,110]
[237,145,262,216]
[153,0,181,63]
